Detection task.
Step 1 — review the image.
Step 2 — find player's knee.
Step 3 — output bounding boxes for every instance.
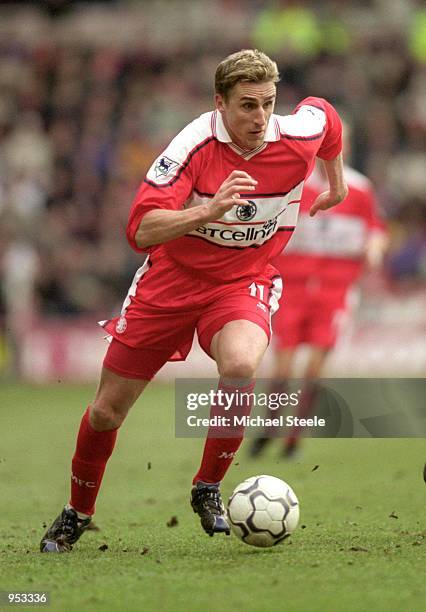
[218,356,257,380]
[89,399,127,431]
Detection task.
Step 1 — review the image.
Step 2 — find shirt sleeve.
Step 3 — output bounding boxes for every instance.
[293,96,343,160]
[126,161,195,253]
[126,133,203,253]
[126,114,213,253]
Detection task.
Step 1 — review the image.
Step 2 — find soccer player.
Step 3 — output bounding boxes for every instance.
[40,49,347,552]
[250,149,386,458]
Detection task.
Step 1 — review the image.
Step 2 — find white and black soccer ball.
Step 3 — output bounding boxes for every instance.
[227,475,299,548]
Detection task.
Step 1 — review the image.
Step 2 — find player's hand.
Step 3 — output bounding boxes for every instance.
[205,170,258,221]
[309,188,348,217]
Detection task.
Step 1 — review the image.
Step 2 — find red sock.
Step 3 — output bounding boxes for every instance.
[193,380,255,484]
[70,407,118,516]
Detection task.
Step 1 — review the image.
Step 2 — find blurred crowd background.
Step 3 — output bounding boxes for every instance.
[0,0,425,378]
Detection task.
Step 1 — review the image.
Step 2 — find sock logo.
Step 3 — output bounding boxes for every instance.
[71,473,96,488]
[218,451,236,459]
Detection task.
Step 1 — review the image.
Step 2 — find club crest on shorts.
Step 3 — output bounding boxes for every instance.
[236,200,257,221]
[154,156,178,178]
[115,316,127,334]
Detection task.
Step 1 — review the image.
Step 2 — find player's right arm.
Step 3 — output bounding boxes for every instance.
[133,171,257,250]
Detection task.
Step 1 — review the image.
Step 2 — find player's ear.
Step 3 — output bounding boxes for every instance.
[215,93,226,113]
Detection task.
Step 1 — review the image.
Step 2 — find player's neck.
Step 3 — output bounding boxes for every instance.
[223,118,262,152]
[229,132,257,152]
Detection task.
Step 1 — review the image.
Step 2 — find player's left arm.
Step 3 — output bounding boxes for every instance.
[291,96,348,217]
[309,152,348,217]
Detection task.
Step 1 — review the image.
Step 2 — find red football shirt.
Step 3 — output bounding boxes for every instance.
[127,97,342,283]
[273,165,385,285]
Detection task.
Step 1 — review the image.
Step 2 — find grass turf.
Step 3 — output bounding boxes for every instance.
[0,382,424,612]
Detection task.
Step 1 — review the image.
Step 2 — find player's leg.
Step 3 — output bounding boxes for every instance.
[282,282,346,456]
[191,319,268,536]
[195,319,269,480]
[211,318,269,378]
[304,346,330,379]
[250,279,304,457]
[69,366,149,513]
[40,367,148,553]
[190,272,280,535]
[249,346,297,457]
[41,257,204,549]
[283,346,330,456]
[40,338,173,553]
[284,283,354,455]
[273,347,296,379]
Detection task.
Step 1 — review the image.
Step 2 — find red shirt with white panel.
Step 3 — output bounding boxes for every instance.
[101,97,343,367]
[126,97,342,285]
[272,165,385,348]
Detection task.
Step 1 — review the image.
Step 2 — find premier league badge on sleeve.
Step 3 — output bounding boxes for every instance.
[154,156,179,178]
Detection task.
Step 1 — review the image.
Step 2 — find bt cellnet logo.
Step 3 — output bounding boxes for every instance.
[196,217,278,243]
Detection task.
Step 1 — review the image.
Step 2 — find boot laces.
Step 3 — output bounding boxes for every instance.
[198,488,223,516]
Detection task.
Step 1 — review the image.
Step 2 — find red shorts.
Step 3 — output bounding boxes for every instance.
[101,250,282,380]
[273,277,354,350]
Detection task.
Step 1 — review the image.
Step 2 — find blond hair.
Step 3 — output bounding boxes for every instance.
[215,49,280,99]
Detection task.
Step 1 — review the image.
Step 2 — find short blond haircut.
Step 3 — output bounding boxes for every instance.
[215,49,280,99]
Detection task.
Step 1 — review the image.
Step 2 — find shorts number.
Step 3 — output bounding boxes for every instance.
[249,282,265,301]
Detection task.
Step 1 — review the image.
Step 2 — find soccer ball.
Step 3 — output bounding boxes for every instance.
[227,475,299,547]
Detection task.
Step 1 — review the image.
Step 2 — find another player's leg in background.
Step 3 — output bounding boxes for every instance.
[283,346,329,457]
[191,320,268,536]
[249,347,295,457]
[40,367,148,552]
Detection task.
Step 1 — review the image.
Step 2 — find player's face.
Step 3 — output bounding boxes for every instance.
[215,81,276,151]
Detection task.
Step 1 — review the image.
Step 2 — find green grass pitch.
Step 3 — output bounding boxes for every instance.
[0,383,424,611]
